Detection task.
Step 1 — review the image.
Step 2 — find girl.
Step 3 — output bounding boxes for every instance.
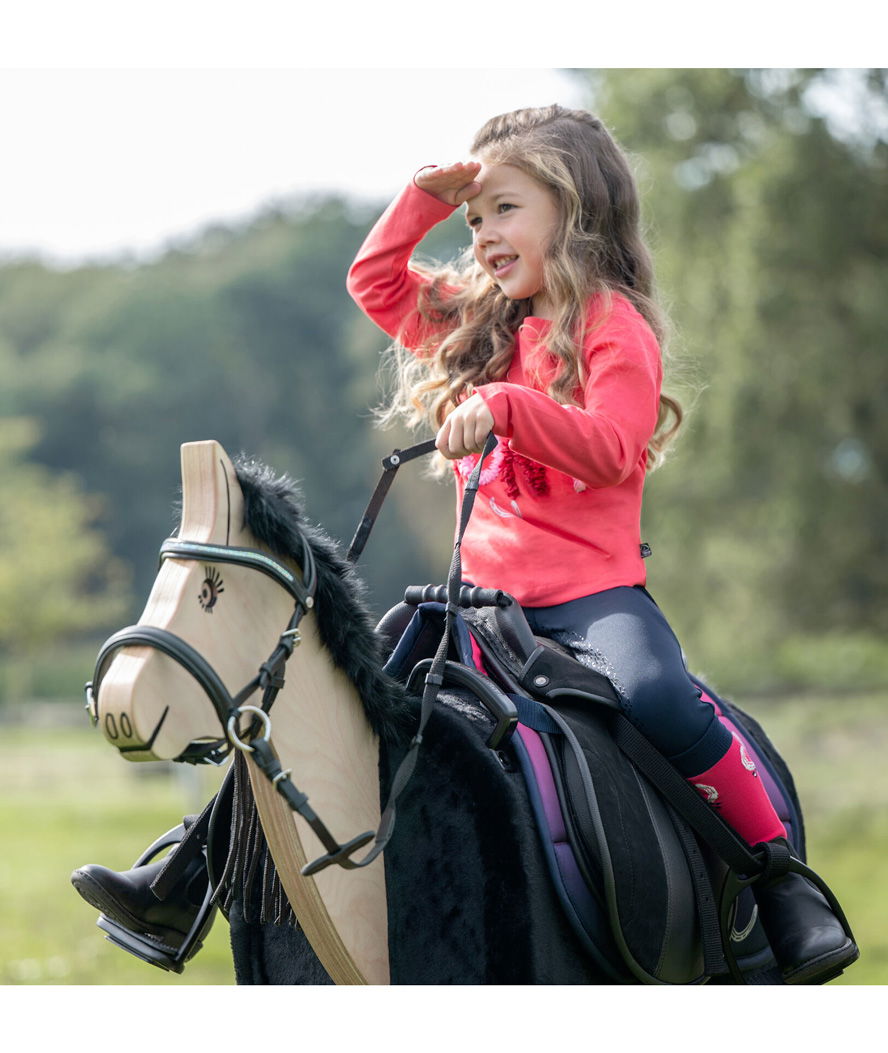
[347,104,856,985]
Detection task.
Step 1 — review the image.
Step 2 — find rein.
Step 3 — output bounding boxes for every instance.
[85,435,500,877]
[305,432,501,876]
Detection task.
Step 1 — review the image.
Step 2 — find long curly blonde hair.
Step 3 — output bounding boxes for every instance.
[377,105,682,469]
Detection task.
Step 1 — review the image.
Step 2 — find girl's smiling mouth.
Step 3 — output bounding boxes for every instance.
[489,254,518,276]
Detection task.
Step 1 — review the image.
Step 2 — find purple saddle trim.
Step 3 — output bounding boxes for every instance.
[512,722,626,980]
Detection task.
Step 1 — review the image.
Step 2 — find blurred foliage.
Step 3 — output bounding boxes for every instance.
[0,415,129,697]
[0,722,233,984]
[574,68,888,690]
[0,69,885,698]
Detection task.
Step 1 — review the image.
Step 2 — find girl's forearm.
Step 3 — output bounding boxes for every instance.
[346,181,456,342]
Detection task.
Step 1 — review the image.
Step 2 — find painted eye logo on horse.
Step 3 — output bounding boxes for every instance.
[198,566,225,613]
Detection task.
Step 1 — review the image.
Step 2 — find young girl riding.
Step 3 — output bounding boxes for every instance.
[73,104,856,985]
[346,104,856,985]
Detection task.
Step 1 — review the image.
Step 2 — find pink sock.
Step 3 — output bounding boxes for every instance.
[469,634,489,675]
[688,732,787,847]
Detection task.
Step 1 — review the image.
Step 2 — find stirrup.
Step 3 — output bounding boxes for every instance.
[95,824,218,974]
[717,845,857,985]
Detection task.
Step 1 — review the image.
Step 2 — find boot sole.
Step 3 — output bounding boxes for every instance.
[97,915,204,973]
[71,868,191,948]
[782,939,860,985]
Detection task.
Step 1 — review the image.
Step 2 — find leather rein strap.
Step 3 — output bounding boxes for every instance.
[346,438,437,563]
[242,434,498,877]
[304,433,500,876]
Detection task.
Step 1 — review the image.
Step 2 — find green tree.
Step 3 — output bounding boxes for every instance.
[0,415,130,699]
[0,199,464,619]
[576,69,888,689]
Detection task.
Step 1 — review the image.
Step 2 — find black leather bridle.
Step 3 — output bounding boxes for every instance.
[84,536,318,765]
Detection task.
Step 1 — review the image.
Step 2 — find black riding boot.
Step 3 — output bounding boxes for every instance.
[71,797,222,973]
[71,849,209,942]
[753,843,859,985]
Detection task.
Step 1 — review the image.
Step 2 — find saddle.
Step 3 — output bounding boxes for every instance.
[379,591,804,985]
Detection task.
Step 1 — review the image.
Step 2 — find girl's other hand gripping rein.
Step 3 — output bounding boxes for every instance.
[436,393,495,459]
[415,162,482,207]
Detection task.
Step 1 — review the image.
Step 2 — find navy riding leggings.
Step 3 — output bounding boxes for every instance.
[522,586,732,778]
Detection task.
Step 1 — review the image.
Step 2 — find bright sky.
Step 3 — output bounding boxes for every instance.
[1,4,878,269]
[0,68,587,265]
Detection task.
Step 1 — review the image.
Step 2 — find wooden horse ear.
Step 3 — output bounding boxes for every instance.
[178,440,245,545]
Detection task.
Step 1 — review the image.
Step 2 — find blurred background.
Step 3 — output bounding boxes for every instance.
[0,66,885,985]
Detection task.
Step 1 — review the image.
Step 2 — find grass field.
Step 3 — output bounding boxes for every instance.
[1,690,885,986]
[0,720,234,985]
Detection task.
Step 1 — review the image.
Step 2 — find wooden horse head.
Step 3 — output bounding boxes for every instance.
[88,440,389,983]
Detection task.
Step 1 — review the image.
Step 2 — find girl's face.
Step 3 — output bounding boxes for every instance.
[465,162,561,318]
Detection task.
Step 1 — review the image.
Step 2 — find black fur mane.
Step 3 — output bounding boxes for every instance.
[233,455,415,744]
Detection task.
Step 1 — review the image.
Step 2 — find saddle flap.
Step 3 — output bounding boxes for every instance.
[535,699,710,984]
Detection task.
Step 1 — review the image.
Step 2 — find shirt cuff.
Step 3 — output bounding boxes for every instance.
[475,384,513,437]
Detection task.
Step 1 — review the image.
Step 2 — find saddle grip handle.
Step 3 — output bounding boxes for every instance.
[404,584,513,609]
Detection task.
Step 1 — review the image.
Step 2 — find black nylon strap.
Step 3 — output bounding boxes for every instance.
[665,803,728,977]
[150,772,233,899]
[611,714,763,877]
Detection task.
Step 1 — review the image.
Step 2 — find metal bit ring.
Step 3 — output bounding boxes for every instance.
[227,704,272,753]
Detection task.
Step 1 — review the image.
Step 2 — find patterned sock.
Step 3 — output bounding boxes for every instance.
[688,732,787,846]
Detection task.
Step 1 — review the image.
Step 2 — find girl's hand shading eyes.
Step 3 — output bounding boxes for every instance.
[415,162,482,207]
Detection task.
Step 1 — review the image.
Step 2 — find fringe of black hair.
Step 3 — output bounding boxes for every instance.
[217,753,297,926]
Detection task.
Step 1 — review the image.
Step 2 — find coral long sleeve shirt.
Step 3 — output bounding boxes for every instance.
[347,181,663,606]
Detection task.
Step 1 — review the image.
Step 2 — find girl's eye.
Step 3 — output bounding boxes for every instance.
[497,202,515,214]
[467,215,481,229]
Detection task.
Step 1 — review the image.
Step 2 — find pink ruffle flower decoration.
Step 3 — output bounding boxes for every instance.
[456,439,507,485]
